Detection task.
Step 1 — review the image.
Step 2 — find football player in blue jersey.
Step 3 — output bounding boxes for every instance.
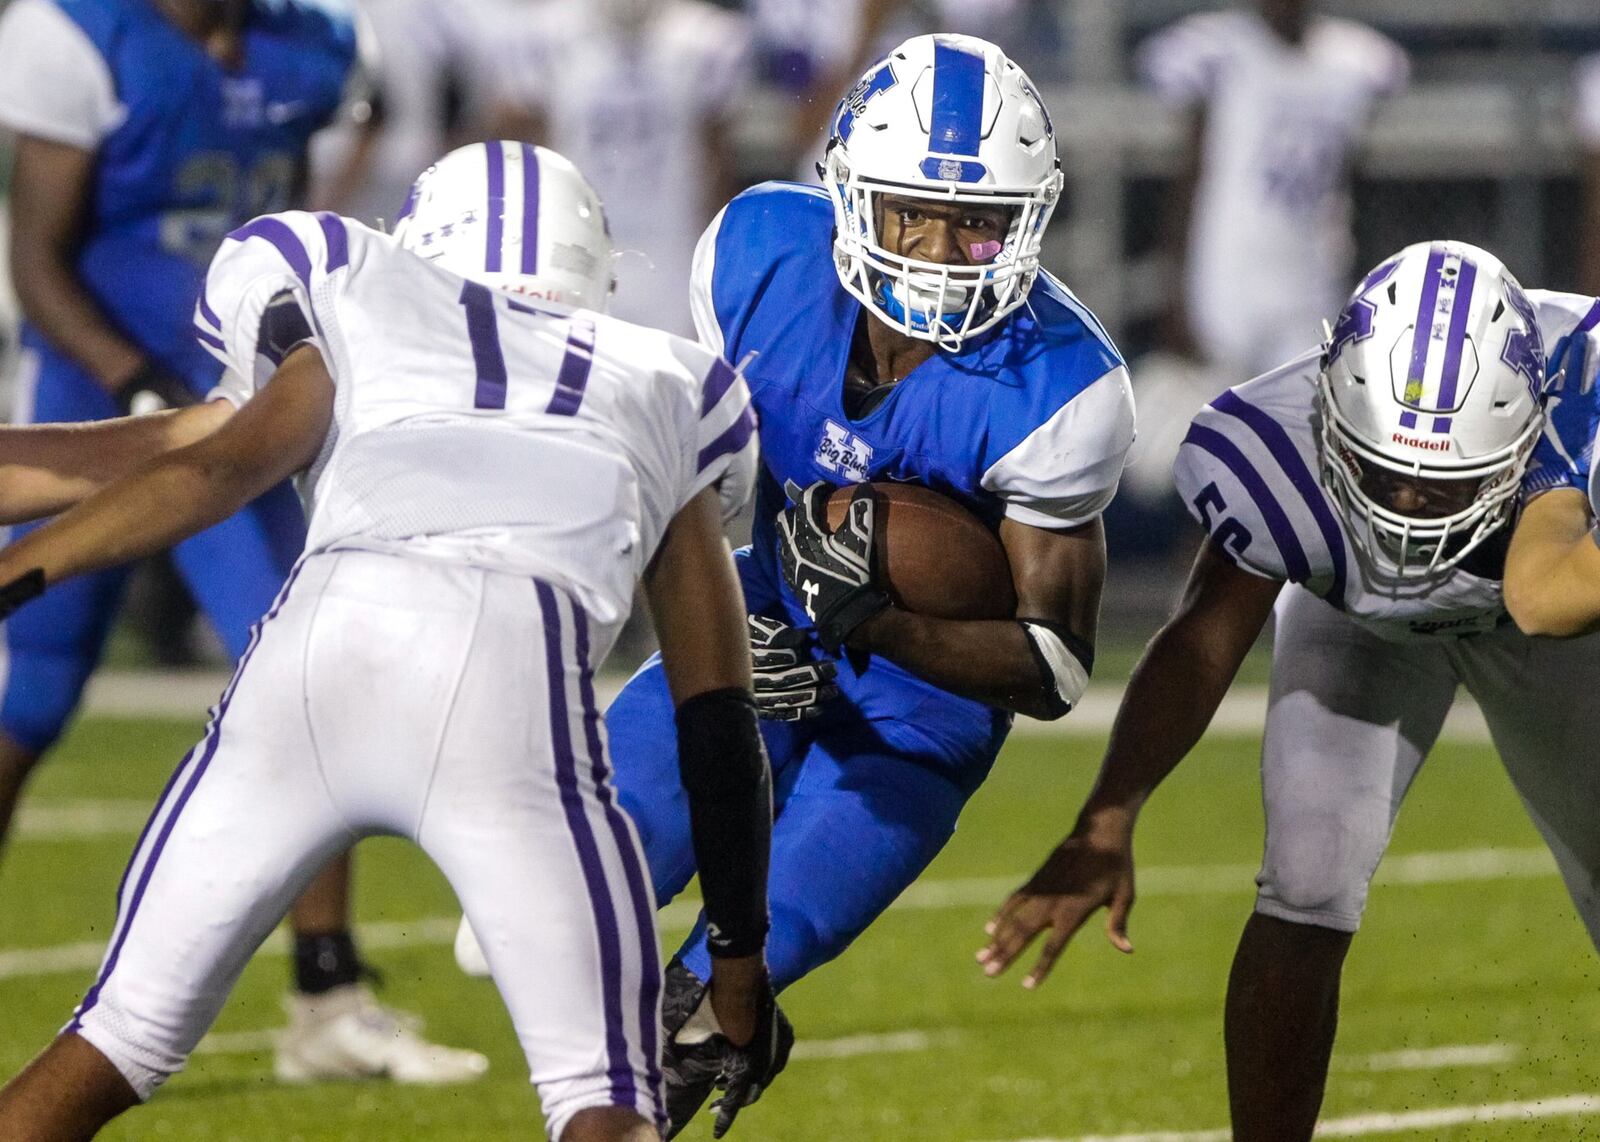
[1505,322,1600,635]
[0,0,485,1084]
[980,242,1600,1141]
[601,33,1136,1130]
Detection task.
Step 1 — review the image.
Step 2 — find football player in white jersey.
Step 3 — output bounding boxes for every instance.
[1139,0,1407,377]
[0,143,784,1142]
[491,0,751,336]
[1505,307,1600,635]
[978,241,1600,1141]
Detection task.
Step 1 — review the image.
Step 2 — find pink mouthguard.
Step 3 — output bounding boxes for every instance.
[969,240,1003,261]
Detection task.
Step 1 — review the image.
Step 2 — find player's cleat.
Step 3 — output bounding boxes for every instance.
[273,983,490,1085]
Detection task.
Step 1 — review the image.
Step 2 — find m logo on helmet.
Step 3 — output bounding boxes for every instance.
[1500,285,1545,396]
[1327,259,1400,363]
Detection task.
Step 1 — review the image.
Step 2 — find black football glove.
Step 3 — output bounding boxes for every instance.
[748,614,837,721]
[708,971,793,1138]
[0,569,45,621]
[775,480,889,653]
[113,360,197,417]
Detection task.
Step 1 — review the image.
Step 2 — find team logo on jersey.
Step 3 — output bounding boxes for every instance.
[815,420,873,483]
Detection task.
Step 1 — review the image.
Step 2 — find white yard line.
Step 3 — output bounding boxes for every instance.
[0,847,1555,981]
[80,673,1495,743]
[1344,1042,1518,1072]
[15,800,152,840]
[997,1092,1600,1142]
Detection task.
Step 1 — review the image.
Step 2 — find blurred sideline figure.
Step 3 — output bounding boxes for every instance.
[0,141,783,1142]
[1138,0,1407,378]
[982,243,1600,1142]
[493,0,751,337]
[311,0,515,226]
[0,0,485,1084]
[1574,54,1600,297]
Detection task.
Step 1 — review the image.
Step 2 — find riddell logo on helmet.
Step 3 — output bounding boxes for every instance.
[1391,433,1451,452]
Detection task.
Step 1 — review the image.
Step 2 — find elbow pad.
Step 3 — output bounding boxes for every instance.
[1019,618,1093,718]
[675,687,773,959]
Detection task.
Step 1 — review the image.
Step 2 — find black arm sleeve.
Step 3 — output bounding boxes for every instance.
[674,687,773,959]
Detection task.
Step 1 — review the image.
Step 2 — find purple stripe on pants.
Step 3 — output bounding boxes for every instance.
[71,562,308,1032]
[572,607,666,1130]
[534,581,639,1112]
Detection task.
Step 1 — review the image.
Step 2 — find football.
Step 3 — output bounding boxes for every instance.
[825,482,1017,620]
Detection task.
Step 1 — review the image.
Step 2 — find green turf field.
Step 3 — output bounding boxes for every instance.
[1,713,1596,1140]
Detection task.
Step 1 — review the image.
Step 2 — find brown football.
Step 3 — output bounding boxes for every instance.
[825,483,1016,620]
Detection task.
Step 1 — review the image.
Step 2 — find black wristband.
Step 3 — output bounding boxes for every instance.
[0,568,46,621]
[114,361,196,415]
[675,687,772,959]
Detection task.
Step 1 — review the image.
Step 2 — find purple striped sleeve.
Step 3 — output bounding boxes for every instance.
[227,217,313,290]
[697,404,755,472]
[701,358,737,416]
[315,212,349,272]
[1183,422,1311,583]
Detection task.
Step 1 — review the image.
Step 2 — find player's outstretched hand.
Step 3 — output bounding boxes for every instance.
[977,819,1136,989]
[775,480,890,653]
[1524,326,1599,502]
[708,972,794,1138]
[113,360,198,417]
[748,614,837,720]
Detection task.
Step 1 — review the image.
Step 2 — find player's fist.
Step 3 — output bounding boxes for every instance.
[113,360,198,417]
[748,614,837,720]
[775,480,889,652]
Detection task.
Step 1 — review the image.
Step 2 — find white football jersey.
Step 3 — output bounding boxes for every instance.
[1173,289,1600,642]
[196,210,757,626]
[1575,53,1600,147]
[494,0,751,336]
[1138,11,1408,354]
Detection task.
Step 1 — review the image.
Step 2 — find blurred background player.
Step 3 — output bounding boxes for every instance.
[0,141,782,1142]
[0,0,484,1084]
[1138,0,1407,379]
[1574,52,1600,297]
[491,0,752,337]
[980,242,1600,1142]
[1505,309,1600,636]
[598,34,1134,1128]
[310,0,512,227]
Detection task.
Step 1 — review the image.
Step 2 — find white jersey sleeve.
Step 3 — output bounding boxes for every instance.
[980,366,1137,529]
[1171,353,1351,601]
[678,344,758,521]
[0,0,124,148]
[1136,11,1238,106]
[689,206,729,358]
[195,211,351,404]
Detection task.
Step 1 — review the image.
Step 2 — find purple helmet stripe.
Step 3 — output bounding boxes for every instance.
[520,144,540,276]
[1402,245,1448,428]
[1183,422,1313,583]
[485,143,506,274]
[1433,257,1478,427]
[535,582,640,1111]
[572,607,666,1129]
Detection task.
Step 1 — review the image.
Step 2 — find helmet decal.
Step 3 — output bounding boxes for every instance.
[928,40,986,162]
[834,62,898,144]
[1327,258,1400,363]
[1397,246,1478,433]
[1501,283,1545,397]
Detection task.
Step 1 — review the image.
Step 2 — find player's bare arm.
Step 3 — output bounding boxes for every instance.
[851,515,1106,721]
[0,402,232,525]
[1506,489,1600,637]
[8,135,148,394]
[645,486,787,1137]
[0,345,331,606]
[977,541,1281,987]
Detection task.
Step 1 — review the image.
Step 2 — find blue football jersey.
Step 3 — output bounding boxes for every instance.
[691,182,1136,632]
[0,0,355,390]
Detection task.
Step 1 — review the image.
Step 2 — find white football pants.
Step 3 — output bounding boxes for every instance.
[1255,584,1600,944]
[68,550,665,1140]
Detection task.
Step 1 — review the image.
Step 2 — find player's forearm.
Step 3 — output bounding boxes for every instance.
[1077,613,1244,824]
[0,441,266,592]
[850,609,1072,719]
[0,404,233,525]
[10,245,145,391]
[1505,490,1600,638]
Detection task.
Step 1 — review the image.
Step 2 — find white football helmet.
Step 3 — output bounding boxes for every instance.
[1318,240,1545,579]
[393,141,616,310]
[823,34,1062,350]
